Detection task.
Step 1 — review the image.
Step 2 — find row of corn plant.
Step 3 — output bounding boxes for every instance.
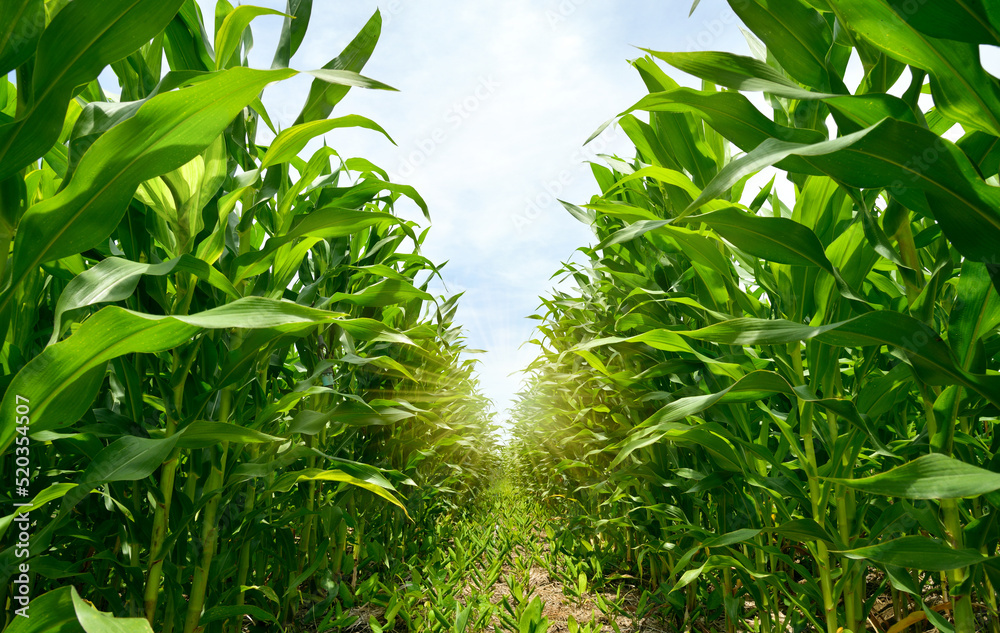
[0,2,498,632]
[354,457,639,633]
[510,1,1000,632]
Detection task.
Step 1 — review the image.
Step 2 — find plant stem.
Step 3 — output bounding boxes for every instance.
[232,445,258,633]
[942,498,975,632]
[143,416,180,625]
[923,389,975,633]
[791,343,838,633]
[144,308,200,623]
[298,434,317,575]
[182,388,231,633]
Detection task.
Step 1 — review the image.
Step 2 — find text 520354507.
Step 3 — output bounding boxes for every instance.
[12,394,31,618]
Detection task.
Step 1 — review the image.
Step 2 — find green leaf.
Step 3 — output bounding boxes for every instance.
[341,352,417,381]
[840,536,988,571]
[81,435,180,485]
[135,134,228,256]
[198,605,278,626]
[65,100,145,183]
[885,0,1000,45]
[261,115,394,169]
[829,454,1000,499]
[50,255,240,344]
[214,5,286,70]
[175,422,284,449]
[613,421,744,471]
[949,259,1000,369]
[326,400,416,427]
[726,0,833,89]
[239,585,280,604]
[684,207,834,270]
[627,62,722,186]
[683,124,868,215]
[702,527,762,549]
[770,519,839,547]
[271,0,312,68]
[270,468,407,514]
[232,208,401,281]
[825,94,919,133]
[162,1,215,72]
[59,434,182,510]
[626,88,826,159]
[957,130,1000,179]
[6,586,154,633]
[296,10,384,123]
[603,165,702,201]
[613,371,884,466]
[329,279,434,308]
[644,49,837,100]
[338,318,418,345]
[598,220,670,249]
[672,555,777,592]
[0,483,76,541]
[303,68,396,93]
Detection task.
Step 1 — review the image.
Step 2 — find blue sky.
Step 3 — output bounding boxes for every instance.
[185,0,752,416]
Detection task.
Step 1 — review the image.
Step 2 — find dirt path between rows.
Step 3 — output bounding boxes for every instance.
[343,524,671,633]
